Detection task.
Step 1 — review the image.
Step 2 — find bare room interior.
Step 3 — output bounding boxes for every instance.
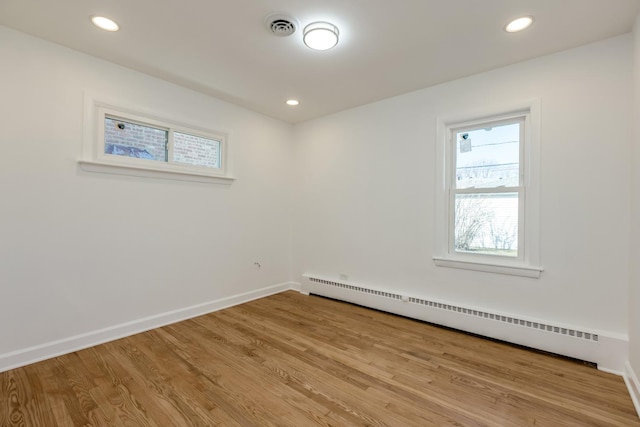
[1,0,640,425]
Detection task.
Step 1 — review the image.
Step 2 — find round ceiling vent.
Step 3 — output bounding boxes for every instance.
[264,13,300,37]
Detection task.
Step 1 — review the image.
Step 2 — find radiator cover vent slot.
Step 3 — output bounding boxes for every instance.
[308,277,598,342]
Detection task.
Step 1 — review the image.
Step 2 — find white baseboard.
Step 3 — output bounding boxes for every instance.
[0,281,298,373]
[625,362,640,418]
[289,281,302,292]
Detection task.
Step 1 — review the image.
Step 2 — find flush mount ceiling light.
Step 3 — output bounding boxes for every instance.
[286,99,300,106]
[303,22,339,50]
[505,16,533,33]
[91,16,120,32]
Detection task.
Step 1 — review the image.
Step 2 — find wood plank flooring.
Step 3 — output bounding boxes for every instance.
[1,291,638,426]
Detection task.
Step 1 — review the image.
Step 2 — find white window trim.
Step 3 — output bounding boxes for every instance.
[79,94,234,184]
[433,100,542,278]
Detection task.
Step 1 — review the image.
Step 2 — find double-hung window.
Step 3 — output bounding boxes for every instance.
[80,99,232,184]
[434,103,541,277]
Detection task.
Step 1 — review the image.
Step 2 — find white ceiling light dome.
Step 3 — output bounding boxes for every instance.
[303,22,339,50]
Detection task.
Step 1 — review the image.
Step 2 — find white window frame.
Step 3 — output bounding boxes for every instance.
[79,95,234,184]
[433,100,542,278]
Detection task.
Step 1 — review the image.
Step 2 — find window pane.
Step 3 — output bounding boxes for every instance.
[455,122,520,189]
[455,193,518,256]
[104,117,167,161]
[172,132,221,169]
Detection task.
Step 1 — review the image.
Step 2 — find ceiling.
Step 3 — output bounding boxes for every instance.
[1,0,639,123]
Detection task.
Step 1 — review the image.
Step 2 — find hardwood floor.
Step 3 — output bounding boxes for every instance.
[1,291,638,426]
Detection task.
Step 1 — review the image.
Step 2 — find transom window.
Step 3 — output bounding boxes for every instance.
[103,116,222,169]
[79,98,232,184]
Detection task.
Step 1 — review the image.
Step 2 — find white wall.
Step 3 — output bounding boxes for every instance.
[0,25,294,368]
[627,14,640,412]
[293,35,632,338]
[1,21,636,380]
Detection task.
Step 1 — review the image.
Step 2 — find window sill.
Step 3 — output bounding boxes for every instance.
[78,160,235,184]
[433,257,543,278]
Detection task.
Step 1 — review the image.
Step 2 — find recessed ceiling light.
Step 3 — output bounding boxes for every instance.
[505,16,533,33]
[286,99,300,106]
[91,16,120,32]
[303,22,339,50]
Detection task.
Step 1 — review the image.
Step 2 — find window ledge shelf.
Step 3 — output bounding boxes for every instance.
[433,257,543,278]
[78,160,235,184]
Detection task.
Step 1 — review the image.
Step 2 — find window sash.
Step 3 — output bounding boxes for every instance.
[104,115,169,163]
[448,117,526,261]
[172,131,222,169]
[96,107,226,176]
[449,188,524,258]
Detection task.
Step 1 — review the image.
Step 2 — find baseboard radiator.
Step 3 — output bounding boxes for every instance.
[301,274,627,374]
